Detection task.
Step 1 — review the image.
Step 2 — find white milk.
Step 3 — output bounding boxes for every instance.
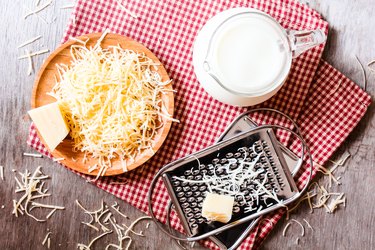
[211,15,288,94]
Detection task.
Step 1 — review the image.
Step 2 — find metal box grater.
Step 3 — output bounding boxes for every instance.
[161,127,300,238]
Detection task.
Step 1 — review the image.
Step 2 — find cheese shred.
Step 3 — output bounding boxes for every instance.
[0,166,4,181]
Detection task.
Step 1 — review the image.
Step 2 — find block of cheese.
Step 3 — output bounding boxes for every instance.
[201,193,234,223]
[28,102,69,151]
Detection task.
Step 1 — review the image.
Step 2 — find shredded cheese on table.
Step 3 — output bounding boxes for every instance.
[12,166,65,222]
[0,166,4,181]
[17,35,42,48]
[49,34,175,173]
[76,200,152,249]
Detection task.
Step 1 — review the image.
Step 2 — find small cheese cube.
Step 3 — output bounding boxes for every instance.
[201,193,234,223]
[28,102,69,151]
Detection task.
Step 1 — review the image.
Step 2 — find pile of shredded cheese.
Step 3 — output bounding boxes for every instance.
[49,33,175,173]
[12,166,65,222]
[76,200,151,250]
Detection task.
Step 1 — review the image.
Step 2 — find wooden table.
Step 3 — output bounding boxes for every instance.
[1,1,374,249]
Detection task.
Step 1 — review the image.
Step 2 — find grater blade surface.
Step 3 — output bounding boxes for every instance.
[162,127,298,237]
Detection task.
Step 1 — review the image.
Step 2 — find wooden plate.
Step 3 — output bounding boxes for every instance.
[31,33,174,176]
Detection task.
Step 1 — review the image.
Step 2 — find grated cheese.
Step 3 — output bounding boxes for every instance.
[18,49,49,60]
[76,200,151,249]
[25,49,34,75]
[49,34,175,174]
[291,219,305,237]
[303,218,314,231]
[23,152,43,158]
[116,0,138,18]
[12,166,64,222]
[282,222,291,237]
[52,157,65,162]
[61,4,75,9]
[18,35,42,48]
[42,232,51,246]
[355,55,367,91]
[368,60,375,73]
[0,166,4,181]
[24,0,52,19]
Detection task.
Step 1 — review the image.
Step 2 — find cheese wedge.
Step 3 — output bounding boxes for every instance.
[28,102,69,151]
[201,193,234,223]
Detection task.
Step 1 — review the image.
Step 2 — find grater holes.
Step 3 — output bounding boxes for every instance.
[181,202,189,208]
[191,186,199,192]
[184,207,192,213]
[188,197,195,203]
[180,197,187,203]
[173,181,180,186]
[177,192,184,198]
[212,158,220,164]
[186,212,194,218]
[196,197,203,202]
[226,152,234,158]
[192,169,200,175]
[194,191,201,197]
[233,206,241,213]
[197,218,205,224]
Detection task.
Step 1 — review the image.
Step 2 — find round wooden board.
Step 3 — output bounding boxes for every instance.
[31,33,174,176]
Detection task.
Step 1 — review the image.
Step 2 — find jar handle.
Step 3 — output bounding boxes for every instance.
[287,29,326,58]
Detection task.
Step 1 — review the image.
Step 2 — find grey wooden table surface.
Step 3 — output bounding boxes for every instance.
[1,0,374,249]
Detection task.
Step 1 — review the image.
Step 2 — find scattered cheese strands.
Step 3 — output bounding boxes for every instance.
[18,49,50,59]
[24,0,53,19]
[18,35,42,48]
[49,33,176,174]
[291,219,305,237]
[303,219,314,231]
[42,232,52,246]
[76,200,152,250]
[0,166,4,181]
[12,166,64,222]
[22,3,48,24]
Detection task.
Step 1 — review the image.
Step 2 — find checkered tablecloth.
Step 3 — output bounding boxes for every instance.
[27,0,371,249]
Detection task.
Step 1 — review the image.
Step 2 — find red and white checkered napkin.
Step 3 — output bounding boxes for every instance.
[27,0,371,249]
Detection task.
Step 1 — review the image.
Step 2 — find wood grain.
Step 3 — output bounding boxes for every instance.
[0,0,374,250]
[31,33,174,176]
